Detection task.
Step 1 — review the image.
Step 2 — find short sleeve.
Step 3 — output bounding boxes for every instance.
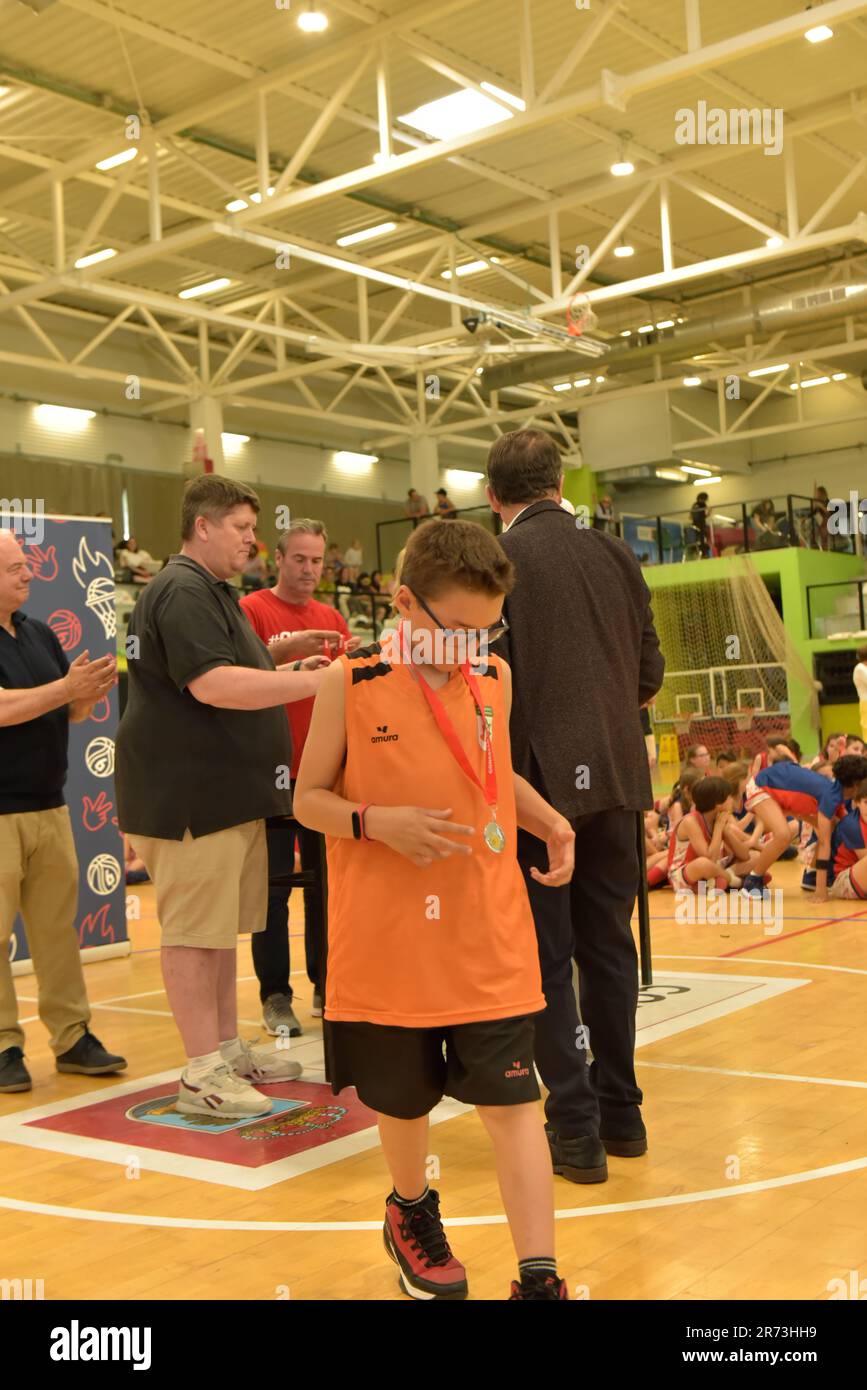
[819,782,842,819]
[239,594,268,642]
[153,582,236,692]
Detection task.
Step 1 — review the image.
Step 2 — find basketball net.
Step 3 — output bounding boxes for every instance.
[566,293,598,339]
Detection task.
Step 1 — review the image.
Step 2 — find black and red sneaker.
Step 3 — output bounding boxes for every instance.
[383,1190,468,1300]
[508,1272,570,1300]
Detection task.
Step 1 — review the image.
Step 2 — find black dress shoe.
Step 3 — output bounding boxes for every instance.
[600,1114,648,1157]
[0,1046,32,1093]
[546,1126,608,1183]
[55,1028,127,1075]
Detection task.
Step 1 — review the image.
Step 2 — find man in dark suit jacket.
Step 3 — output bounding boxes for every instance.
[487,429,664,1185]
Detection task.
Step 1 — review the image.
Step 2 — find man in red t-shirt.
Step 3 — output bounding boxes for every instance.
[240,521,362,1038]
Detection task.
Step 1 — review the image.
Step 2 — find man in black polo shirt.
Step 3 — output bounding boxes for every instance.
[0,529,126,1093]
[116,475,329,1120]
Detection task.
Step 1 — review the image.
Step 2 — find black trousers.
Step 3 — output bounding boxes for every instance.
[517,808,643,1136]
[252,806,324,1003]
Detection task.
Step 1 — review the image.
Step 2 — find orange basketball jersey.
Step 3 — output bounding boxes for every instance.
[324,634,545,1028]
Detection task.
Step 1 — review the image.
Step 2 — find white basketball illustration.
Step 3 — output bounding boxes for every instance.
[85,736,115,778]
[87,853,122,896]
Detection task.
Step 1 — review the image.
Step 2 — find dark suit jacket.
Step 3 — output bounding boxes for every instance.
[494,499,664,818]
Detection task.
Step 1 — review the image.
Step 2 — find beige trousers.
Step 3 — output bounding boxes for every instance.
[0,807,90,1055]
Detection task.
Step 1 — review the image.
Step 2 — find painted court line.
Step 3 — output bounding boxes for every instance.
[657,953,867,975]
[637,1060,867,1090]
[1,1155,865,1232]
[721,908,867,957]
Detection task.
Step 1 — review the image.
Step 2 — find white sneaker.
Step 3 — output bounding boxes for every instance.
[177,1062,272,1119]
[228,1037,302,1084]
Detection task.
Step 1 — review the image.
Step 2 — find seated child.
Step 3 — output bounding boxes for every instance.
[668,776,744,894]
[829,778,867,899]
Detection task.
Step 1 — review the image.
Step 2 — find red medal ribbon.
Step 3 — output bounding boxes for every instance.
[400,622,497,813]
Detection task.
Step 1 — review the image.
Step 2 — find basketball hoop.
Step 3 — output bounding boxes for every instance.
[674,718,691,736]
[566,293,598,339]
[735,713,754,732]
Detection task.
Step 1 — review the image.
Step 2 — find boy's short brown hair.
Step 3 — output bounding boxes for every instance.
[181,474,260,540]
[399,518,514,599]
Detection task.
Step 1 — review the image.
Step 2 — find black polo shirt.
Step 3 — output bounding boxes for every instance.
[0,612,70,813]
[115,555,293,839]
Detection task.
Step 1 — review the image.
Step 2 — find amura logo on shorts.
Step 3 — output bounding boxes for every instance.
[371,724,399,744]
[504,1058,530,1079]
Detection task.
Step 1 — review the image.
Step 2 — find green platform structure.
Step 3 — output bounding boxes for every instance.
[644,547,866,759]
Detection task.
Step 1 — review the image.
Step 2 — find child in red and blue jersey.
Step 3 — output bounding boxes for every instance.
[742,755,867,901]
[829,779,867,899]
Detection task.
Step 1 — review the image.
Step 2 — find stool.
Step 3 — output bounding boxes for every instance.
[657,732,680,764]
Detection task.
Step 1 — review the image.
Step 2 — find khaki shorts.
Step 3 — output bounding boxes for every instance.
[830,866,867,901]
[131,820,267,949]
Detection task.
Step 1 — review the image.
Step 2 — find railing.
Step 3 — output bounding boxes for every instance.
[806,579,867,640]
[314,586,393,642]
[620,493,859,567]
[375,503,500,574]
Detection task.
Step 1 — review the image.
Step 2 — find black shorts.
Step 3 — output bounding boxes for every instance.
[324,1014,541,1119]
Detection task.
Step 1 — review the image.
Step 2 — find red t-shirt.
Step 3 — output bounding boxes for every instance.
[239,589,350,777]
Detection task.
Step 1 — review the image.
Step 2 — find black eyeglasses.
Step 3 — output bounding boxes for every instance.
[408,588,509,645]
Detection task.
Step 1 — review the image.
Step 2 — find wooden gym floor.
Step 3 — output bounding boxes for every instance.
[2,857,867,1302]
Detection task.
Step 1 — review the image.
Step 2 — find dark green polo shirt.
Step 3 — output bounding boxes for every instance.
[115,555,293,839]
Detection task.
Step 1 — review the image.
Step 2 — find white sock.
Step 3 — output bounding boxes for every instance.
[218,1035,245,1062]
[184,1048,223,1081]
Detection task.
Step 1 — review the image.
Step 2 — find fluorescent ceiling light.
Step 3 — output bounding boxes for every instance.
[595,375,605,383]
[747,362,790,377]
[790,376,830,389]
[620,329,632,337]
[74,247,117,268]
[683,376,702,387]
[832,372,847,381]
[699,476,722,485]
[552,382,573,392]
[95,148,137,171]
[611,158,634,177]
[336,221,397,247]
[334,450,377,473]
[446,469,485,488]
[656,469,687,481]
[805,24,833,43]
[479,82,525,111]
[680,464,713,476]
[766,235,784,249]
[573,377,591,388]
[441,257,500,279]
[34,403,96,430]
[225,187,275,212]
[221,433,250,451]
[399,88,514,140]
[638,323,654,333]
[656,319,675,329]
[178,277,232,299]
[613,243,635,258]
[297,5,328,32]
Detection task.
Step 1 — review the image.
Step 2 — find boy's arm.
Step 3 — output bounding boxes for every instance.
[500,660,574,885]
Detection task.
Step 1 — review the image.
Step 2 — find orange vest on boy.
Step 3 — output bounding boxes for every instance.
[325,635,545,1028]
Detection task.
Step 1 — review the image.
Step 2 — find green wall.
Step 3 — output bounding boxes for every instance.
[644,547,866,755]
[562,467,597,516]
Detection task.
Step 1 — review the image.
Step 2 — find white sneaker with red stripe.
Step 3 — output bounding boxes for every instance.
[177,1062,273,1119]
[226,1037,303,1083]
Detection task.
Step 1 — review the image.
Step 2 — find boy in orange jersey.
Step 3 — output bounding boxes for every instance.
[294,520,575,1302]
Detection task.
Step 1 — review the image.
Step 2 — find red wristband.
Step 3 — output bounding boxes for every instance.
[358,803,371,841]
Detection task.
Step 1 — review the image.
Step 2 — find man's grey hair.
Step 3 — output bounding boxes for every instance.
[276,519,328,555]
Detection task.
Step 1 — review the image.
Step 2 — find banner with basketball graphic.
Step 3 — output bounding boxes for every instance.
[2,510,129,971]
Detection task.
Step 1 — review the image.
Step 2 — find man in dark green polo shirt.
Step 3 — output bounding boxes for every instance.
[116,475,328,1120]
[0,528,126,1093]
